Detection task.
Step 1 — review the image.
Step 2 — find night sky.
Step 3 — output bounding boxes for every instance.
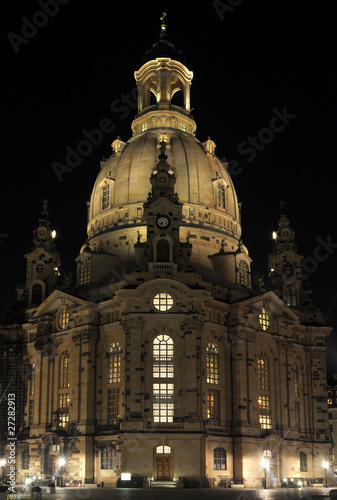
[1,1,337,375]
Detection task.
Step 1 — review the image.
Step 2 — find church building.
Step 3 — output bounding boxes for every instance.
[0,15,332,489]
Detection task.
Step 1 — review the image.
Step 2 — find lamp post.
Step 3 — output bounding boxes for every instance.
[58,457,66,487]
[322,461,329,487]
[261,457,269,489]
[0,459,6,484]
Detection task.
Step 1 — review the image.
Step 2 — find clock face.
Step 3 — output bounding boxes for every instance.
[282,230,290,238]
[158,175,167,184]
[38,228,46,237]
[283,262,294,276]
[156,214,170,229]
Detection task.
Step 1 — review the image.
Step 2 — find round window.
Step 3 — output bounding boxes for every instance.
[153,292,174,312]
[36,262,45,274]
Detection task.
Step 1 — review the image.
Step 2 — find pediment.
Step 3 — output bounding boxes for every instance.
[238,290,299,323]
[28,289,93,321]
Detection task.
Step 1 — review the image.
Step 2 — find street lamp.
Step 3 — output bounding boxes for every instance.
[322,460,329,487]
[261,457,269,489]
[58,457,66,487]
[0,459,6,484]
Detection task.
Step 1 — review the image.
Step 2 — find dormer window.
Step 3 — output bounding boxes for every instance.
[111,137,126,155]
[217,183,226,209]
[102,183,110,210]
[202,138,216,156]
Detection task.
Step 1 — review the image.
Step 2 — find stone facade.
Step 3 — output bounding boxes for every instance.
[0,20,332,489]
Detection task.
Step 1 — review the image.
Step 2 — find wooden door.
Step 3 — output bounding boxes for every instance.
[156,456,171,479]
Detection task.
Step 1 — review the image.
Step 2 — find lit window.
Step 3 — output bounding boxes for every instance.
[159,133,169,143]
[102,183,110,210]
[208,312,221,324]
[153,383,174,422]
[59,351,70,389]
[217,183,225,209]
[258,353,269,390]
[30,360,36,396]
[156,445,171,454]
[300,451,307,472]
[237,260,249,286]
[213,447,226,470]
[206,343,219,384]
[259,308,270,331]
[207,389,220,424]
[153,293,174,312]
[108,342,121,384]
[141,122,148,131]
[258,394,271,429]
[79,259,90,285]
[22,449,30,469]
[59,393,70,427]
[180,123,186,132]
[101,447,115,469]
[58,307,69,330]
[107,388,120,421]
[153,335,174,378]
[29,400,34,427]
[286,286,297,306]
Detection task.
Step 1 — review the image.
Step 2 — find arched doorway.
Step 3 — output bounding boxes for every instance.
[156,445,172,480]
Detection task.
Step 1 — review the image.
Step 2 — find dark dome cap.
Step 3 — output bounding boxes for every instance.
[142,13,185,63]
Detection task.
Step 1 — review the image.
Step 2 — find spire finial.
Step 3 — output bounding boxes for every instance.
[160,12,167,33]
[41,198,49,217]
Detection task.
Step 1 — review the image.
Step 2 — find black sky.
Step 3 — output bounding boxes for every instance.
[1,1,337,374]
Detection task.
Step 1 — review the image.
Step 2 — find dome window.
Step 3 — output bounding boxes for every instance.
[217,182,226,209]
[111,137,126,155]
[237,260,249,286]
[180,123,186,132]
[141,122,148,132]
[101,183,110,210]
[152,292,174,312]
[202,138,216,156]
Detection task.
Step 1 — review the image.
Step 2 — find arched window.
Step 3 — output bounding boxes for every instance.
[31,283,43,304]
[300,451,307,472]
[217,183,226,208]
[156,445,171,454]
[259,308,270,331]
[206,343,219,384]
[258,352,271,429]
[101,183,110,210]
[108,342,121,384]
[79,259,90,285]
[58,307,69,330]
[141,122,148,132]
[213,447,226,470]
[237,260,249,286]
[59,351,70,389]
[286,286,297,306]
[153,335,174,378]
[153,335,174,422]
[30,360,36,396]
[22,449,30,469]
[258,352,269,390]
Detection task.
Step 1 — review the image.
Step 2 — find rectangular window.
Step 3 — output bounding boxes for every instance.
[258,394,271,429]
[300,451,307,472]
[29,400,34,427]
[22,450,30,470]
[208,312,220,324]
[207,389,220,424]
[153,383,174,422]
[101,447,115,469]
[59,393,70,427]
[102,184,110,210]
[107,388,120,422]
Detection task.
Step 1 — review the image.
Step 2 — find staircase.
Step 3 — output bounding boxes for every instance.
[149,479,179,488]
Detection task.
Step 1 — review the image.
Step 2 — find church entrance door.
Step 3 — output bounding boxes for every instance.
[156,456,171,480]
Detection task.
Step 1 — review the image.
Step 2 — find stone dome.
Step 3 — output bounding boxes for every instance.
[83,42,248,280]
